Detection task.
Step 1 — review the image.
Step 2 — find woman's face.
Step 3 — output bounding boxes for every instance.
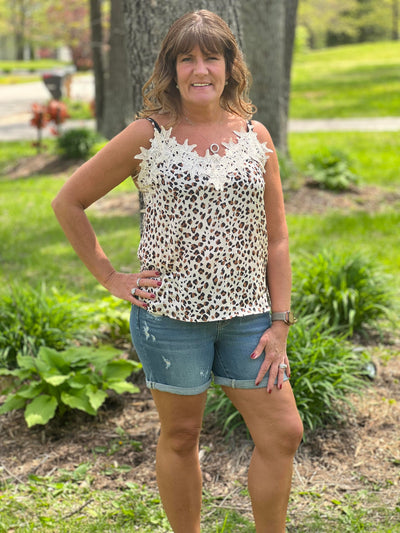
[175,44,227,110]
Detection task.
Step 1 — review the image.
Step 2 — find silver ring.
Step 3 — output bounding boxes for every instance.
[130,288,137,296]
[136,277,141,287]
[279,363,288,370]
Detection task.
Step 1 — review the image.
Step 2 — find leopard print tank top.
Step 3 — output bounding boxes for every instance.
[134,119,272,322]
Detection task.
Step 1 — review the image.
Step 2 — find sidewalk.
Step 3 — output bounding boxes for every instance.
[1,116,400,142]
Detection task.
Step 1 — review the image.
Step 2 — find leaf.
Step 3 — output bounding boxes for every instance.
[43,374,71,386]
[86,385,108,411]
[16,382,44,399]
[61,389,96,415]
[103,360,136,382]
[107,381,139,394]
[0,394,26,414]
[16,354,36,371]
[24,395,58,427]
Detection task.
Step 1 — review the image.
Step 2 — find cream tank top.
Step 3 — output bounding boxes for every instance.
[134,118,272,322]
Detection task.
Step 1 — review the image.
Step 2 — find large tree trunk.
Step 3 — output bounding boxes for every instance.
[242,0,298,155]
[122,0,241,118]
[101,0,134,139]
[89,0,105,132]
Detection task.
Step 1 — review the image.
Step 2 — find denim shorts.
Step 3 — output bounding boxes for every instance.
[130,307,289,395]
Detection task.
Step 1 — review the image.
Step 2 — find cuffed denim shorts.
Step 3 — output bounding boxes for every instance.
[130,307,289,396]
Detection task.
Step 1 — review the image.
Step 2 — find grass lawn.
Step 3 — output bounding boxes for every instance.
[289,131,400,189]
[291,41,400,118]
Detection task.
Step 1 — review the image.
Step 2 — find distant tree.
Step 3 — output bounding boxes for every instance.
[47,3,92,69]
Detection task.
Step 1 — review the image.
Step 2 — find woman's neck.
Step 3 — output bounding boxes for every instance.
[181,104,226,126]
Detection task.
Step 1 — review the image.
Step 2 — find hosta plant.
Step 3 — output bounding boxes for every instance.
[0,346,141,427]
[307,149,359,191]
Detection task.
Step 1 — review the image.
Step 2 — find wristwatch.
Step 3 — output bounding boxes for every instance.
[271,311,297,326]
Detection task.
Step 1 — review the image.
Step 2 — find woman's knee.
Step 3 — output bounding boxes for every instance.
[160,424,202,455]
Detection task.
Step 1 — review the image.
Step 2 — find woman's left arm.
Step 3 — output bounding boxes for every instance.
[250,121,292,392]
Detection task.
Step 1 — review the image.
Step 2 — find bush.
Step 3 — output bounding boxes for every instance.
[307,149,359,191]
[57,127,100,159]
[0,284,89,369]
[0,346,141,427]
[292,250,394,337]
[83,290,131,342]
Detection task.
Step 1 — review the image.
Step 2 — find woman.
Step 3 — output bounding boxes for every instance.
[52,10,303,533]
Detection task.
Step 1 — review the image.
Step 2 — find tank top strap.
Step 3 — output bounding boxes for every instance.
[145,117,161,133]
[246,120,252,132]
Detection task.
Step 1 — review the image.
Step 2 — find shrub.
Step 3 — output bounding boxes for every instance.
[307,149,359,191]
[0,284,88,369]
[57,127,100,159]
[292,250,394,336]
[0,346,141,427]
[83,290,131,342]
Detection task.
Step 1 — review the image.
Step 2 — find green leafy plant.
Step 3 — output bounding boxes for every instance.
[292,250,394,336]
[307,149,359,191]
[57,127,100,159]
[0,346,141,427]
[82,290,131,342]
[0,284,89,369]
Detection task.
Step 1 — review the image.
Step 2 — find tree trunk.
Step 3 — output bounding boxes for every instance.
[392,0,399,40]
[89,0,105,132]
[101,0,134,139]
[282,0,299,155]
[122,0,241,117]
[242,0,298,155]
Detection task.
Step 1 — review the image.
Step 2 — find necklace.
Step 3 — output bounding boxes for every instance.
[183,115,224,155]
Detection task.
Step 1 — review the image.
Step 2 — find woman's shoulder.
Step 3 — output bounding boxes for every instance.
[249,119,274,146]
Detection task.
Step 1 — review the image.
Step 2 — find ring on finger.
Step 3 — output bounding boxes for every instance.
[279,363,288,370]
[131,288,137,296]
[136,277,142,287]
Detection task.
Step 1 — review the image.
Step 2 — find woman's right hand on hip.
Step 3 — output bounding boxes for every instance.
[104,270,161,308]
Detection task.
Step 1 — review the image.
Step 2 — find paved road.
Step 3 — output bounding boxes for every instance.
[1,75,400,141]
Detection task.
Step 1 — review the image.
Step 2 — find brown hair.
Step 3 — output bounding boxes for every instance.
[139,10,255,123]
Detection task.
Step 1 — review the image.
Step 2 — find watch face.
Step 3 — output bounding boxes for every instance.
[287,312,296,325]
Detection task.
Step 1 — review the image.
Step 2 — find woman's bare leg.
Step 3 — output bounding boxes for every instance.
[151,389,207,533]
[222,383,303,533]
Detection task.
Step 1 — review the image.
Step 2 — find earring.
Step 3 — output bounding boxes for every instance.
[225,80,228,86]
[176,84,179,89]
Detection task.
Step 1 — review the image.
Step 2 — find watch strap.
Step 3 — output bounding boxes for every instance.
[271,311,296,325]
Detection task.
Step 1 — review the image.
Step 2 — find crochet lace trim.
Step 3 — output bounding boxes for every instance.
[135,123,272,192]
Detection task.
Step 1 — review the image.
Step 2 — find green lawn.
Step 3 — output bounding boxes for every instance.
[289,131,400,189]
[291,41,400,118]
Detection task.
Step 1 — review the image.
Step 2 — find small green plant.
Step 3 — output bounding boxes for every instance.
[307,149,359,191]
[57,127,100,159]
[0,284,88,369]
[83,290,131,342]
[0,346,141,427]
[292,250,394,336]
